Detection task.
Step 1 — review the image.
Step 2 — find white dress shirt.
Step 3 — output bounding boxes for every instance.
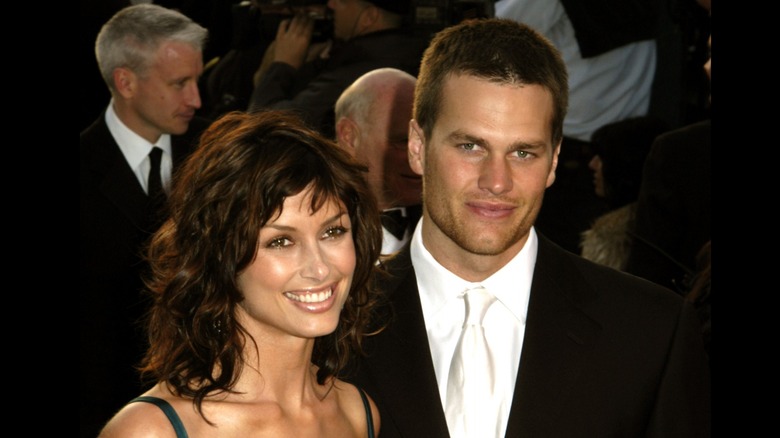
[410,217,536,437]
[105,100,173,194]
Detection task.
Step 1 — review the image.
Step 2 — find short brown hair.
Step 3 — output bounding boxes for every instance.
[414,18,569,146]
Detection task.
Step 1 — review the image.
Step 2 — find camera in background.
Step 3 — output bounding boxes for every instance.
[409,0,495,39]
[251,0,496,44]
[254,0,333,43]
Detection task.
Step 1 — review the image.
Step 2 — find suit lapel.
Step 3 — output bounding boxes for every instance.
[406,204,423,230]
[367,248,451,437]
[505,235,602,436]
[366,236,605,436]
[88,120,151,231]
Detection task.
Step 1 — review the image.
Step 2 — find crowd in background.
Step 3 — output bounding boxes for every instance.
[81,1,711,437]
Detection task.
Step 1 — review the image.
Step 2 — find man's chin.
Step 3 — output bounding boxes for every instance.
[169,121,191,135]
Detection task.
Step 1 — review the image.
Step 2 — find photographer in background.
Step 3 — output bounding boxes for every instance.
[248,0,428,139]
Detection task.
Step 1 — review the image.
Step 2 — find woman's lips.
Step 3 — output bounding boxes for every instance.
[283,284,339,312]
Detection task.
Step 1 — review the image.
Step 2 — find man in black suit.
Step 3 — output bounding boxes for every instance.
[623,119,711,291]
[335,67,422,256]
[624,30,711,292]
[80,4,209,437]
[345,18,710,437]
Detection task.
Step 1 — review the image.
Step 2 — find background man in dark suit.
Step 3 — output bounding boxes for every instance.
[345,18,710,437]
[624,29,711,292]
[623,119,711,291]
[80,4,209,437]
[335,67,422,256]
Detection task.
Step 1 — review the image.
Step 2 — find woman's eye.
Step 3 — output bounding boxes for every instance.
[267,237,293,248]
[323,226,348,239]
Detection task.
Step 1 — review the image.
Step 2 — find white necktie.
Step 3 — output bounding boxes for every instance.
[445,286,498,437]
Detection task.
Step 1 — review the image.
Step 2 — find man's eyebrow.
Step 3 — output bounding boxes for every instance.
[446,130,548,150]
[446,130,487,145]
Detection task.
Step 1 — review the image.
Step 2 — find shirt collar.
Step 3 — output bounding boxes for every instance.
[411,217,537,325]
[105,100,172,171]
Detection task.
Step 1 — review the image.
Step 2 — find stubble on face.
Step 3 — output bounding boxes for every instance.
[422,152,539,257]
[415,75,558,277]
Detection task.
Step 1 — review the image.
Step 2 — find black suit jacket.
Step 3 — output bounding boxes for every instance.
[624,120,711,291]
[347,233,710,437]
[79,112,209,437]
[404,204,423,228]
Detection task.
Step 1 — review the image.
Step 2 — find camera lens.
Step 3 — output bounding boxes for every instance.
[312,9,333,42]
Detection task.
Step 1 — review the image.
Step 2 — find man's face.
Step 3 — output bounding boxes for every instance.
[130,40,203,141]
[355,82,421,209]
[409,74,559,262]
[327,0,369,41]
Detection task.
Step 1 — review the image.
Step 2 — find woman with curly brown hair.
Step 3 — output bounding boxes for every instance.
[100,110,384,437]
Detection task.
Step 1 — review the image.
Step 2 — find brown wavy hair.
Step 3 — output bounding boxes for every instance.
[139,110,384,419]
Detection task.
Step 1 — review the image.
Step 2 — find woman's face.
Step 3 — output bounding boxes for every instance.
[236,186,356,340]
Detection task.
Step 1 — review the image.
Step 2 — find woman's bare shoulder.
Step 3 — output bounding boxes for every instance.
[333,378,381,437]
[98,387,181,438]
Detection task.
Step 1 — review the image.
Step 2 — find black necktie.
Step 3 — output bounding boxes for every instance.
[381,209,409,241]
[148,146,164,200]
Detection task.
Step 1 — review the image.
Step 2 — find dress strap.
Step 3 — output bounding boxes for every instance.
[130,396,189,438]
[356,386,376,438]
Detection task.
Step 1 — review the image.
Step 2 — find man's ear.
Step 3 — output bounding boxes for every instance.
[359,4,381,30]
[335,116,358,154]
[113,67,136,99]
[546,140,562,188]
[408,119,424,175]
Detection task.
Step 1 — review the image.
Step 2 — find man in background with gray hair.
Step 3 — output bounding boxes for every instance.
[80,4,209,436]
[335,67,422,256]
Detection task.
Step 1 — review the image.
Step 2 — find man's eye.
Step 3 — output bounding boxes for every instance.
[460,143,477,151]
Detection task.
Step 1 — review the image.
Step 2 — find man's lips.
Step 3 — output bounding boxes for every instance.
[466,201,516,218]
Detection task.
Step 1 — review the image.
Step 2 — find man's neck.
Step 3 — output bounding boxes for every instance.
[112,99,162,145]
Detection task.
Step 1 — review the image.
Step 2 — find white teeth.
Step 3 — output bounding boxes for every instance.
[284,288,333,303]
